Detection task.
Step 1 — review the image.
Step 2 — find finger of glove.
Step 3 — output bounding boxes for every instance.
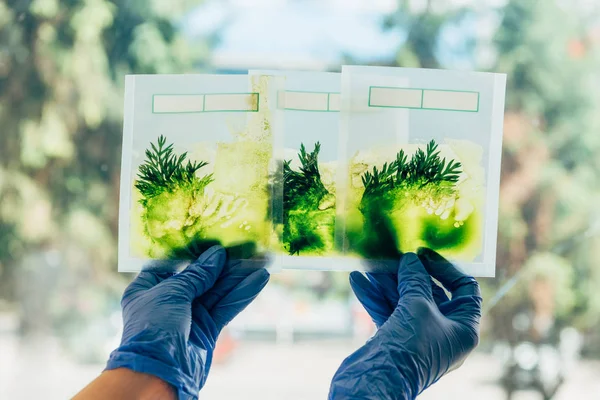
[163,245,227,301]
[122,271,174,300]
[198,259,267,311]
[190,302,218,351]
[431,278,450,306]
[438,292,483,330]
[210,268,270,331]
[397,252,433,301]
[365,272,399,307]
[417,247,481,299]
[349,271,394,328]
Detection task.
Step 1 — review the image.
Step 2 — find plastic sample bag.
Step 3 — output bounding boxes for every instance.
[338,66,506,277]
[250,70,345,270]
[118,74,284,272]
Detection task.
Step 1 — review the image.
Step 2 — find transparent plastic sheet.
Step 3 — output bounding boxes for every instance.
[118,74,284,272]
[118,68,506,276]
[249,70,349,270]
[338,66,506,277]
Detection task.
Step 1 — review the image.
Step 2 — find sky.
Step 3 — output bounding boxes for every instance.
[180,0,515,71]
[182,0,410,70]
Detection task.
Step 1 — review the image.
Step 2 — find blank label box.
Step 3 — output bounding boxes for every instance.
[153,93,258,113]
[280,91,332,111]
[204,93,259,112]
[369,87,422,108]
[422,90,479,112]
[153,95,205,113]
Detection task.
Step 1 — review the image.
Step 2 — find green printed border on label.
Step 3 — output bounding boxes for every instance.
[368,86,480,113]
[152,92,260,114]
[277,90,340,112]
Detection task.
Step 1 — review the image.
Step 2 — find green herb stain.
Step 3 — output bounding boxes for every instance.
[131,76,276,259]
[282,142,336,255]
[131,135,218,258]
[346,140,483,261]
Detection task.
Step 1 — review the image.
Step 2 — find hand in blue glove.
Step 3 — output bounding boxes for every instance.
[329,248,482,400]
[105,245,269,400]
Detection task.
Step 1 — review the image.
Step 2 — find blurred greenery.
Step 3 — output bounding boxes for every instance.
[2,0,600,359]
[488,1,600,353]
[394,0,600,354]
[383,0,600,354]
[349,0,600,354]
[0,0,207,345]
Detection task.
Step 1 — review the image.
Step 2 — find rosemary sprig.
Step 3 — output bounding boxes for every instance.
[135,135,213,204]
[409,140,462,186]
[361,158,399,197]
[361,140,462,197]
[283,142,329,210]
[282,142,333,255]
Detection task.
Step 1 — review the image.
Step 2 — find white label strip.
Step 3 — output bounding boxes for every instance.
[153,93,258,113]
[422,90,479,111]
[281,91,330,111]
[204,93,258,112]
[369,87,422,108]
[328,93,341,111]
[153,95,204,113]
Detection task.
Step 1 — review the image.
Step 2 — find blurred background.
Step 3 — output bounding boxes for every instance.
[1,0,600,399]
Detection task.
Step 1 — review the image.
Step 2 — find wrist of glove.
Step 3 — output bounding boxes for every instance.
[106,246,269,399]
[106,331,210,399]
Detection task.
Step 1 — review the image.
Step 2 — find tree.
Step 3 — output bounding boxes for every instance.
[382,0,471,68]
[383,0,600,351]
[0,0,206,346]
[488,0,600,348]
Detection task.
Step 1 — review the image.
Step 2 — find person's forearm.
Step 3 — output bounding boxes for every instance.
[73,368,176,400]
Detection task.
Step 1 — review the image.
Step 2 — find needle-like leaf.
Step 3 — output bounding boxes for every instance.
[361,139,462,202]
[135,135,212,205]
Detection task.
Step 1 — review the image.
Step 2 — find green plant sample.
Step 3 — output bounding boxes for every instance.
[131,77,277,260]
[133,135,270,259]
[135,135,214,204]
[347,140,480,259]
[282,142,336,255]
[134,135,217,258]
[361,140,461,204]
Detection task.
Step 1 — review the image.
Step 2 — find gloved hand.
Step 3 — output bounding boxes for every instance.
[105,245,269,400]
[329,248,482,400]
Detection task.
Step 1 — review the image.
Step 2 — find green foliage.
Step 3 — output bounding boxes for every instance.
[0,0,204,277]
[283,143,335,255]
[361,140,462,199]
[283,142,329,210]
[135,136,220,259]
[485,0,600,346]
[353,140,462,260]
[135,135,212,204]
[0,0,208,348]
[383,3,468,68]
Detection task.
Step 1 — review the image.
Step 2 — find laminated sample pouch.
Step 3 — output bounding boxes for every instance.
[118,74,284,272]
[337,66,506,277]
[118,67,506,276]
[250,70,343,270]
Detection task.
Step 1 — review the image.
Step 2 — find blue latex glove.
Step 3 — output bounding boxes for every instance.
[329,248,482,400]
[106,245,269,400]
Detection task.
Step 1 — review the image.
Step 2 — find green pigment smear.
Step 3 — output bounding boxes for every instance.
[132,136,263,259]
[346,140,482,260]
[131,130,481,261]
[282,142,336,255]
